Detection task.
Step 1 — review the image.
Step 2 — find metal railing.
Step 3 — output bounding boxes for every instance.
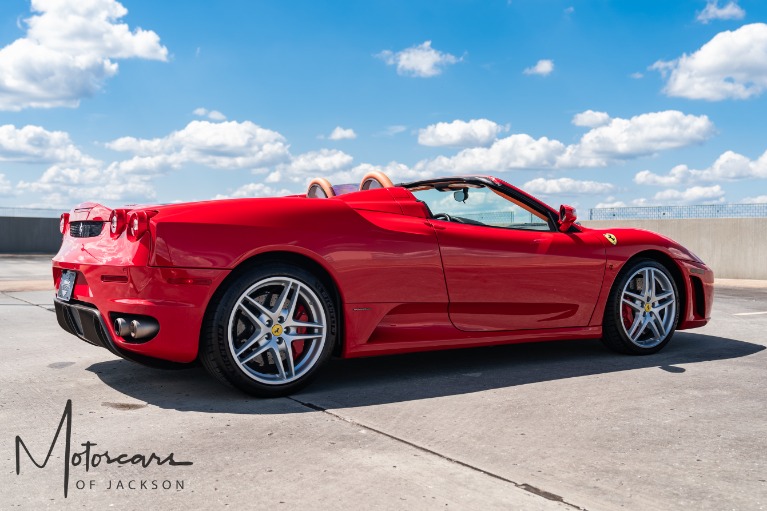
[588,203,767,221]
[0,207,62,218]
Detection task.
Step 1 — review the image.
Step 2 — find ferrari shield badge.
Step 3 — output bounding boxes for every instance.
[603,233,618,245]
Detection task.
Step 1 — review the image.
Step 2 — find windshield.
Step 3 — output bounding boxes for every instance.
[409,184,552,231]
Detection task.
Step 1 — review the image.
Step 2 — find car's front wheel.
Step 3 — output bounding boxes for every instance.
[602,259,679,355]
[200,263,337,397]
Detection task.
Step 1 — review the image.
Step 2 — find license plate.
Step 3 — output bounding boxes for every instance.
[57,270,76,302]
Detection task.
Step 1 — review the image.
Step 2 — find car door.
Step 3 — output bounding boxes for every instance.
[413,182,606,332]
[434,221,606,331]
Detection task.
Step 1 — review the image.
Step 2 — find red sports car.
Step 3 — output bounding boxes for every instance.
[52,171,713,396]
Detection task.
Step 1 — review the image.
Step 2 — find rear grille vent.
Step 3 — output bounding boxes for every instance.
[69,221,104,238]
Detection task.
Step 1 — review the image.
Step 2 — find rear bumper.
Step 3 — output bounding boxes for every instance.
[52,261,229,363]
[54,298,189,367]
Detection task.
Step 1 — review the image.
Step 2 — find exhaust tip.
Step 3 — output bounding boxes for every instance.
[114,317,130,336]
[129,318,159,340]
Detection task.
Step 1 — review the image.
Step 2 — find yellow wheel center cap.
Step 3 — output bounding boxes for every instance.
[272,324,284,336]
[644,303,652,312]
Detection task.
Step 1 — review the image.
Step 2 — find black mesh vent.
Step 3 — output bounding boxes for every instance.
[69,221,104,238]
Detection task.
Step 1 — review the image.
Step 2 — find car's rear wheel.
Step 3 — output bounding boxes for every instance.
[602,259,679,355]
[200,263,337,397]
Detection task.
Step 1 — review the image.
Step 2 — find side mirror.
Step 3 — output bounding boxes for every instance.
[453,188,468,202]
[558,205,577,232]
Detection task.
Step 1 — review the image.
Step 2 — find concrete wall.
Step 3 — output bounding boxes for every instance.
[582,218,766,280]
[0,217,61,254]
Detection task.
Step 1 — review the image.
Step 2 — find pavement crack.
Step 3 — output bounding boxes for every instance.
[288,396,587,510]
[0,291,54,312]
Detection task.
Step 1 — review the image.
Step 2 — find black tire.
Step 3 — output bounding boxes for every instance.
[200,263,338,397]
[602,259,679,355]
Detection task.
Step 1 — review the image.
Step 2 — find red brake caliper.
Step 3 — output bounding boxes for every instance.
[621,302,634,330]
[292,304,308,359]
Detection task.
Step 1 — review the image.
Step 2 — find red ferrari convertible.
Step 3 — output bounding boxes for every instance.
[52,171,713,396]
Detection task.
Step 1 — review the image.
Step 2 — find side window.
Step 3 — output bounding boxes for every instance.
[412,186,552,231]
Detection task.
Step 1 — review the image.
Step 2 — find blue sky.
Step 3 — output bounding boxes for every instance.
[0,0,766,211]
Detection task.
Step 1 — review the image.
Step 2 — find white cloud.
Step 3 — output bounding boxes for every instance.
[522,177,614,195]
[523,59,554,76]
[564,6,575,15]
[418,110,713,173]
[0,173,14,196]
[331,161,424,185]
[742,195,767,203]
[634,149,767,186]
[696,1,745,24]
[421,134,567,173]
[380,125,407,136]
[653,185,725,204]
[17,158,156,205]
[630,72,644,79]
[571,110,611,128]
[0,124,98,166]
[376,41,461,78]
[214,182,293,200]
[652,23,767,100]
[595,199,627,208]
[193,107,227,121]
[280,149,354,181]
[106,120,291,173]
[0,0,168,111]
[562,110,714,165]
[418,119,508,147]
[328,126,357,140]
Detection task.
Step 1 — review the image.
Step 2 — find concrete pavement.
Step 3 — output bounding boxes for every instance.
[1,256,766,510]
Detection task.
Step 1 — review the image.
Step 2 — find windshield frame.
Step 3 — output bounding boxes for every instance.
[400,176,562,232]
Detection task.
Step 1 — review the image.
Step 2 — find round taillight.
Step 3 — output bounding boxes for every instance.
[126,211,148,241]
[59,213,70,235]
[109,209,127,238]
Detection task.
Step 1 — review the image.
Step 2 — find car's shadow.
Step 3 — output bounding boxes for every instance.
[86,332,764,414]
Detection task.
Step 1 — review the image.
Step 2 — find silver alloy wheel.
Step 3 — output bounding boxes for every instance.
[227,276,327,385]
[619,267,677,348]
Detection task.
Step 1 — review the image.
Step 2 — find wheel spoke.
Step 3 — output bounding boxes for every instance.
[622,297,643,311]
[240,342,270,364]
[272,346,287,379]
[648,269,657,298]
[285,283,301,321]
[646,315,662,340]
[273,281,294,315]
[235,332,267,357]
[238,303,267,329]
[288,333,323,341]
[281,342,295,379]
[244,295,272,318]
[627,314,645,341]
[624,290,644,302]
[655,290,674,301]
[656,298,674,312]
[641,269,651,296]
[286,319,325,330]
[651,310,667,336]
